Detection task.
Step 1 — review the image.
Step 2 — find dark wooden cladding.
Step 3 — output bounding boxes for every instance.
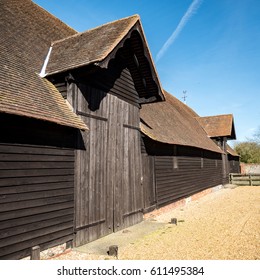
[121,30,160,100]
[74,89,143,246]
[141,137,223,208]
[155,155,222,206]
[71,57,140,108]
[228,155,240,174]
[0,115,76,259]
[140,135,147,154]
[142,155,156,212]
[91,67,140,106]
[74,113,109,245]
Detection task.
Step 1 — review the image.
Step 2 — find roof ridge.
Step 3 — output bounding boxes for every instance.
[51,14,140,46]
[199,113,233,119]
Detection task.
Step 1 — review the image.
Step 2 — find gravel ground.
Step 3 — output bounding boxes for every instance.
[48,186,260,260]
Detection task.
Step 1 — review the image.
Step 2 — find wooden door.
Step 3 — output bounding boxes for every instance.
[74,93,143,246]
[106,96,143,232]
[74,115,111,246]
[113,124,143,231]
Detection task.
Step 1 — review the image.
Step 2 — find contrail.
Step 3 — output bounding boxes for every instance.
[156,0,203,62]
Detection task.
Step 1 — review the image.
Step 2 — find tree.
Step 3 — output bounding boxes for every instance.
[234,142,260,163]
[234,126,260,163]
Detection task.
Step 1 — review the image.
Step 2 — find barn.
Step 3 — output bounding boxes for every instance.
[140,91,225,211]
[0,0,239,259]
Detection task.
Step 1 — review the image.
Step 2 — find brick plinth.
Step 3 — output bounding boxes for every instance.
[144,185,223,220]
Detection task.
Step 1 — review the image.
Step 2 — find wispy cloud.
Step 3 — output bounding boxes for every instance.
[156,0,203,62]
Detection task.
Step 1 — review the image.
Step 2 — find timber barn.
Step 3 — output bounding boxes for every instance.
[197,114,240,179]
[0,0,239,259]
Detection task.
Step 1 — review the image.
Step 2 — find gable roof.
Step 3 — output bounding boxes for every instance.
[0,0,87,130]
[196,114,236,139]
[43,15,165,103]
[45,15,140,75]
[140,91,222,154]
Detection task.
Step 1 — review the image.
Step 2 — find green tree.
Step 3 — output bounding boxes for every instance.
[234,126,260,163]
[234,141,260,163]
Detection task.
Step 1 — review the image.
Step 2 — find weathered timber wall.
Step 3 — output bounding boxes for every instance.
[141,155,156,213]
[0,114,76,259]
[142,136,223,208]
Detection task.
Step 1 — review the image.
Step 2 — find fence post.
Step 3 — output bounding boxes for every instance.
[230,173,233,184]
[249,175,252,186]
[31,245,40,260]
[66,240,73,249]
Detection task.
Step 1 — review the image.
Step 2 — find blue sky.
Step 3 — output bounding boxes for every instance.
[34,0,260,143]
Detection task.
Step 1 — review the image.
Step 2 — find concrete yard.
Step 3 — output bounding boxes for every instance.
[47,186,260,260]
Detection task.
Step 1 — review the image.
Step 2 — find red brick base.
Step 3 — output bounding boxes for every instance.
[143,185,222,220]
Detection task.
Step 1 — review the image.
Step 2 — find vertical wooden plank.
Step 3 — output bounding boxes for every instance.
[74,139,80,246]
[75,86,83,246]
[88,115,95,241]
[132,127,136,227]
[100,118,107,237]
[115,99,121,230]
[106,94,115,231]
[136,107,142,216]
[118,102,143,229]
[123,124,129,227]
[83,115,90,244]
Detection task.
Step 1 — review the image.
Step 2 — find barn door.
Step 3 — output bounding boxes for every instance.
[113,124,143,232]
[108,97,143,232]
[74,115,112,246]
[74,94,143,246]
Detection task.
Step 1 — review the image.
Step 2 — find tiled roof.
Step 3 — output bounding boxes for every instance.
[140,91,222,153]
[196,114,236,139]
[44,14,165,103]
[0,0,87,130]
[226,144,239,157]
[45,15,140,75]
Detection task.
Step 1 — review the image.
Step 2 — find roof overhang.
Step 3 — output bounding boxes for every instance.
[43,15,165,104]
[196,114,236,140]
